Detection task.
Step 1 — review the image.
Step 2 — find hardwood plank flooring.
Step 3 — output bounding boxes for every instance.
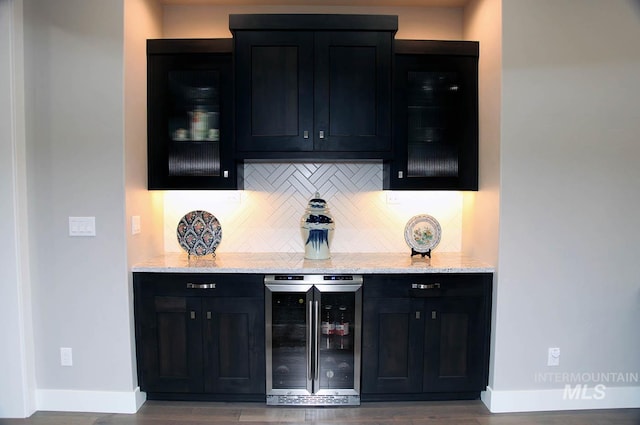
[1,401,639,425]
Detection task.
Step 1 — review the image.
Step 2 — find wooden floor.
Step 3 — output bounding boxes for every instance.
[2,400,640,425]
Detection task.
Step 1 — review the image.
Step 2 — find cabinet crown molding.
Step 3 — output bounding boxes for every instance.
[229,14,398,32]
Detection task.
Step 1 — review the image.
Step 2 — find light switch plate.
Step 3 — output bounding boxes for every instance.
[131,215,141,235]
[69,217,96,237]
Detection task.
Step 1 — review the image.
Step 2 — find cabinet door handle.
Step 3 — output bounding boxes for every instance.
[319,130,325,139]
[303,130,309,139]
[314,300,320,381]
[415,311,421,319]
[186,283,216,289]
[223,170,229,178]
[206,311,212,320]
[190,311,196,320]
[307,301,313,380]
[412,283,441,290]
[431,311,437,320]
[398,171,404,179]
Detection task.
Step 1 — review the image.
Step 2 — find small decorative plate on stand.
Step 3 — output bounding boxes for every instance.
[404,214,441,258]
[177,210,222,257]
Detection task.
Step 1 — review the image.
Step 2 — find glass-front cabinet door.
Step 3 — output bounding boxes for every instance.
[385,40,479,191]
[147,39,238,189]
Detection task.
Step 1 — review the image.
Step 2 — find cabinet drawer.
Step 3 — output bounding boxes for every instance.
[134,273,263,298]
[364,274,490,298]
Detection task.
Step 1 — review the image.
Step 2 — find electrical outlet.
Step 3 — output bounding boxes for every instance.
[60,347,73,366]
[386,192,400,204]
[548,347,560,366]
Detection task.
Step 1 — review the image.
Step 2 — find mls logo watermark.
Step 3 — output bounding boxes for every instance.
[534,371,639,401]
[563,384,607,400]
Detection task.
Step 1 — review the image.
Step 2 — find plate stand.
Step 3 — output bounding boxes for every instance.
[410,248,431,258]
[187,250,217,260]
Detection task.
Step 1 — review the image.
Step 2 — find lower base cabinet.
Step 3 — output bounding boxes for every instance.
[133,273,265,400]
[133,271,491,402]
[361,273,492,400]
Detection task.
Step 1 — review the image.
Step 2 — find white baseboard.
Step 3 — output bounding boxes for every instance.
[481,385,640,413]
[35,387,146,414]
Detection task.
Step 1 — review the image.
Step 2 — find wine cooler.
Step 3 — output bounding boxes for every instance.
[264,274,362,406]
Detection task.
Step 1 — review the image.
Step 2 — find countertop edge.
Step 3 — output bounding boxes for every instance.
[131,252,495,274]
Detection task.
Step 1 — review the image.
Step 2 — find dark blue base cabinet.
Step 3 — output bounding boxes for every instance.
[133,273,266,401]
[133,271,491,402]
[361,273,492,401]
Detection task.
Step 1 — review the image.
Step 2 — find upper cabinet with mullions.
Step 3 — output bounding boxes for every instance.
[385,40,479,191]
[231,14,397,160]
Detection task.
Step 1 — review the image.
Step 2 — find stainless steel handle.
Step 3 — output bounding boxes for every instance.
[398,171,404,179]
[303,130,309,139]
[223,170,229,178]
[190,311,196,320]
[319,130,325,139]
[412,283,441,290]
[432,311,437,320]
[307,300,313,380]
[314,300,320,381]
[206,311,212,320]
[186,283,216,289]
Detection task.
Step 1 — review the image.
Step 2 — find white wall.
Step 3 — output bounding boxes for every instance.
[0,0,36,418]
[485,0,640,412]
[22,0,142,413]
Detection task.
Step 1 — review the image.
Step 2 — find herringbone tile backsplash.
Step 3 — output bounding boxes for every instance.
[163,163,463,253]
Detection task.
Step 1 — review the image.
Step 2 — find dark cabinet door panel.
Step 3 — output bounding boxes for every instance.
[139,296,203,393]
[315,31,391,153]
[251,46,301,137]
[423,296,488,393]
[362,298,422,393]
[204,297,265,394]
[235,31,314,153]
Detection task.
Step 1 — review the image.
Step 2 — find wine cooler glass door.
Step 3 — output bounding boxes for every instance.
[314,284,362,396]
[266,285,314,395]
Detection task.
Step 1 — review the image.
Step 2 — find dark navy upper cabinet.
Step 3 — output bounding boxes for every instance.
[231,14,397,161]
[147,39,241,190]
[385,40,479,190]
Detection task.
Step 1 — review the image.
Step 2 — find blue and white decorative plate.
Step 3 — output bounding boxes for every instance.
[404,214,441,253]
[176,210,222,256]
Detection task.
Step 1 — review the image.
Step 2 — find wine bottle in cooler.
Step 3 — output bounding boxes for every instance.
[335,305,350,350]
[321,305,335,349]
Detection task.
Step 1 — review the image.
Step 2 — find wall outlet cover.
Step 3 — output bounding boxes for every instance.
[548,347,560,366]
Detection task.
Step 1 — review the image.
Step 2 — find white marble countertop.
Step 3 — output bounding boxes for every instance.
[132,252,494,274]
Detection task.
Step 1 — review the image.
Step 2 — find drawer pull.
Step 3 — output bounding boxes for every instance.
[186,283,216,289]
[412,283,441,290]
